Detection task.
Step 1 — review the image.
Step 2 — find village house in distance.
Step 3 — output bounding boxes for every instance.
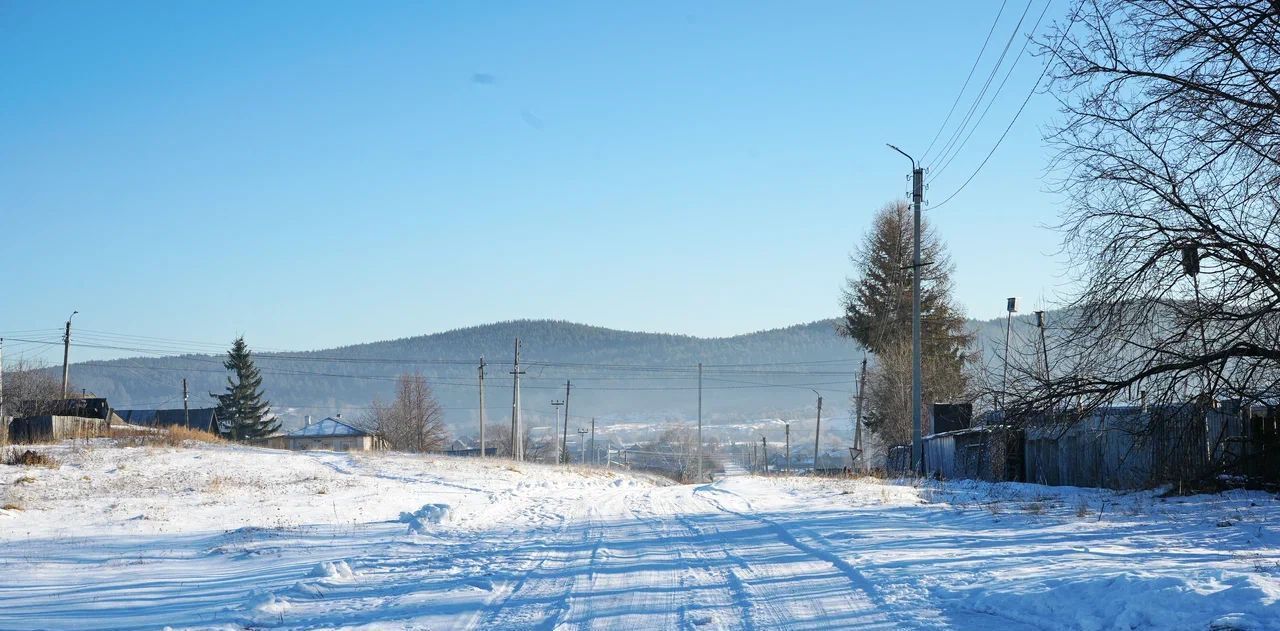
[275,415,381,452]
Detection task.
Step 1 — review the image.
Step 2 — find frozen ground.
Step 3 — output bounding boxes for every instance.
[1,441,1277,630]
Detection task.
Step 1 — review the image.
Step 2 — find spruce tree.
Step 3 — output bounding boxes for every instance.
[839,201,973,445]
[213,336,278,440]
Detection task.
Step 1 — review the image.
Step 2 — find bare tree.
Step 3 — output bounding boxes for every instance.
[485,422,549,461]
[4,359,70,416]
[361,373,448,452]
[642,425,704,482]
[1005,2,1280,450]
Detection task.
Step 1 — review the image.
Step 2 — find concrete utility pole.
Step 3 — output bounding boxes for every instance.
[697,362,703,482]
[812,390,823,473]
[478,357,486,458]
[590,417,596,466]
[761,436,769,475]
[551,399,564,463]
[785,422,791,474]
[887,144,923,473]
[61,311,77,398]
[578,427,588,464]
[182,378,190,427]
[561,380,571,464]
[1002,298,1018,411]
[510,339,525,461]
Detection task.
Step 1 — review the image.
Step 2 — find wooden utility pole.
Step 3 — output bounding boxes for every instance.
[61,311,77,398]
[697,362,703,482]
[1002,297,1018,410]
[561,380,571,464]
[1035,310,1050,382]
[510,339,525,461]
[812,390,823,473]
[478,357,486,458]
[785,422,791,474]
[589,417,596,465]
[761,436,769,475]
[182,378,190,427]
[853,358,867,471]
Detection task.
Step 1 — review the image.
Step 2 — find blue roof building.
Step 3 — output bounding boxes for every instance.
[283,415,378,451]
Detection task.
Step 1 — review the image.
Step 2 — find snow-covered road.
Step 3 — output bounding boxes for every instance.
[1,443,1277,630]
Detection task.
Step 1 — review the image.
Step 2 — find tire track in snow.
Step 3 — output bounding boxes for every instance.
[666,489,797,631]
[549,485,692,631]
[690,481,903,629]
[654,488,764,631]
[304,452,498,498]
[468,479,610,630]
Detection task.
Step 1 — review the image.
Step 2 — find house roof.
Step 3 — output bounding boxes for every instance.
[286,417,368,438]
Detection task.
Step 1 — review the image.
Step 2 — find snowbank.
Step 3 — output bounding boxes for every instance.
[1,441,1276,630]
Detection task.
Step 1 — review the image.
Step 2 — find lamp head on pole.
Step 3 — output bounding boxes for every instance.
[886,143,916,168]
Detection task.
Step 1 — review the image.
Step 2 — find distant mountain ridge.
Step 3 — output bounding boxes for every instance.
[72,315,1048,428]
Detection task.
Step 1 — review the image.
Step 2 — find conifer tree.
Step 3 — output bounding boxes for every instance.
[213,336,278,440]
[839,201,973,446]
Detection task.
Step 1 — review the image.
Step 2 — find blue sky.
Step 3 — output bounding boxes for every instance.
[1,1,1070,360]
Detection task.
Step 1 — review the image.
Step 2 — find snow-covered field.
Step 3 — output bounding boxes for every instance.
[1,441,1277,630]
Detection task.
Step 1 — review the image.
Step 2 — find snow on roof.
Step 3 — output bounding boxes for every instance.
[286,417,368,438]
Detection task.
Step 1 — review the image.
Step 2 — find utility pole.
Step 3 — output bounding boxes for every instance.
[478,357,486,458]
[61,310,77,398]
[561,380,571,464]
[1,338,6,437]
[853,357,867,471]
[785,422,791,474]
[1035,310,1050,382]
[887,144,923,473]
[811,390,823,473]
[551,399,564,463]
[697,362,703,482]
[761,436,769,475]
[182,378,190,427]
[589,417,596,466]
[510,339,525,461]
[578,427,588,464]
[1002,298,1018,411]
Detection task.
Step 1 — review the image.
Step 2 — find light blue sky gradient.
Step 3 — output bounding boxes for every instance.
[1,1,1071,361]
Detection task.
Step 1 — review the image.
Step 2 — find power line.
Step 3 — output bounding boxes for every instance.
[921,0,1010,162]
[928,0,1037,171]
[930,1,1082,210]
[9,334,864,375]
[930,0,1052,180]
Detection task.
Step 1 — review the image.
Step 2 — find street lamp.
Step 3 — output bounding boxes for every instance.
[886,143,923,474]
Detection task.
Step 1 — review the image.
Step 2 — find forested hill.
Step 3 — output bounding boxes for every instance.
[72,319,863,427]
[72,315,1047,429]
